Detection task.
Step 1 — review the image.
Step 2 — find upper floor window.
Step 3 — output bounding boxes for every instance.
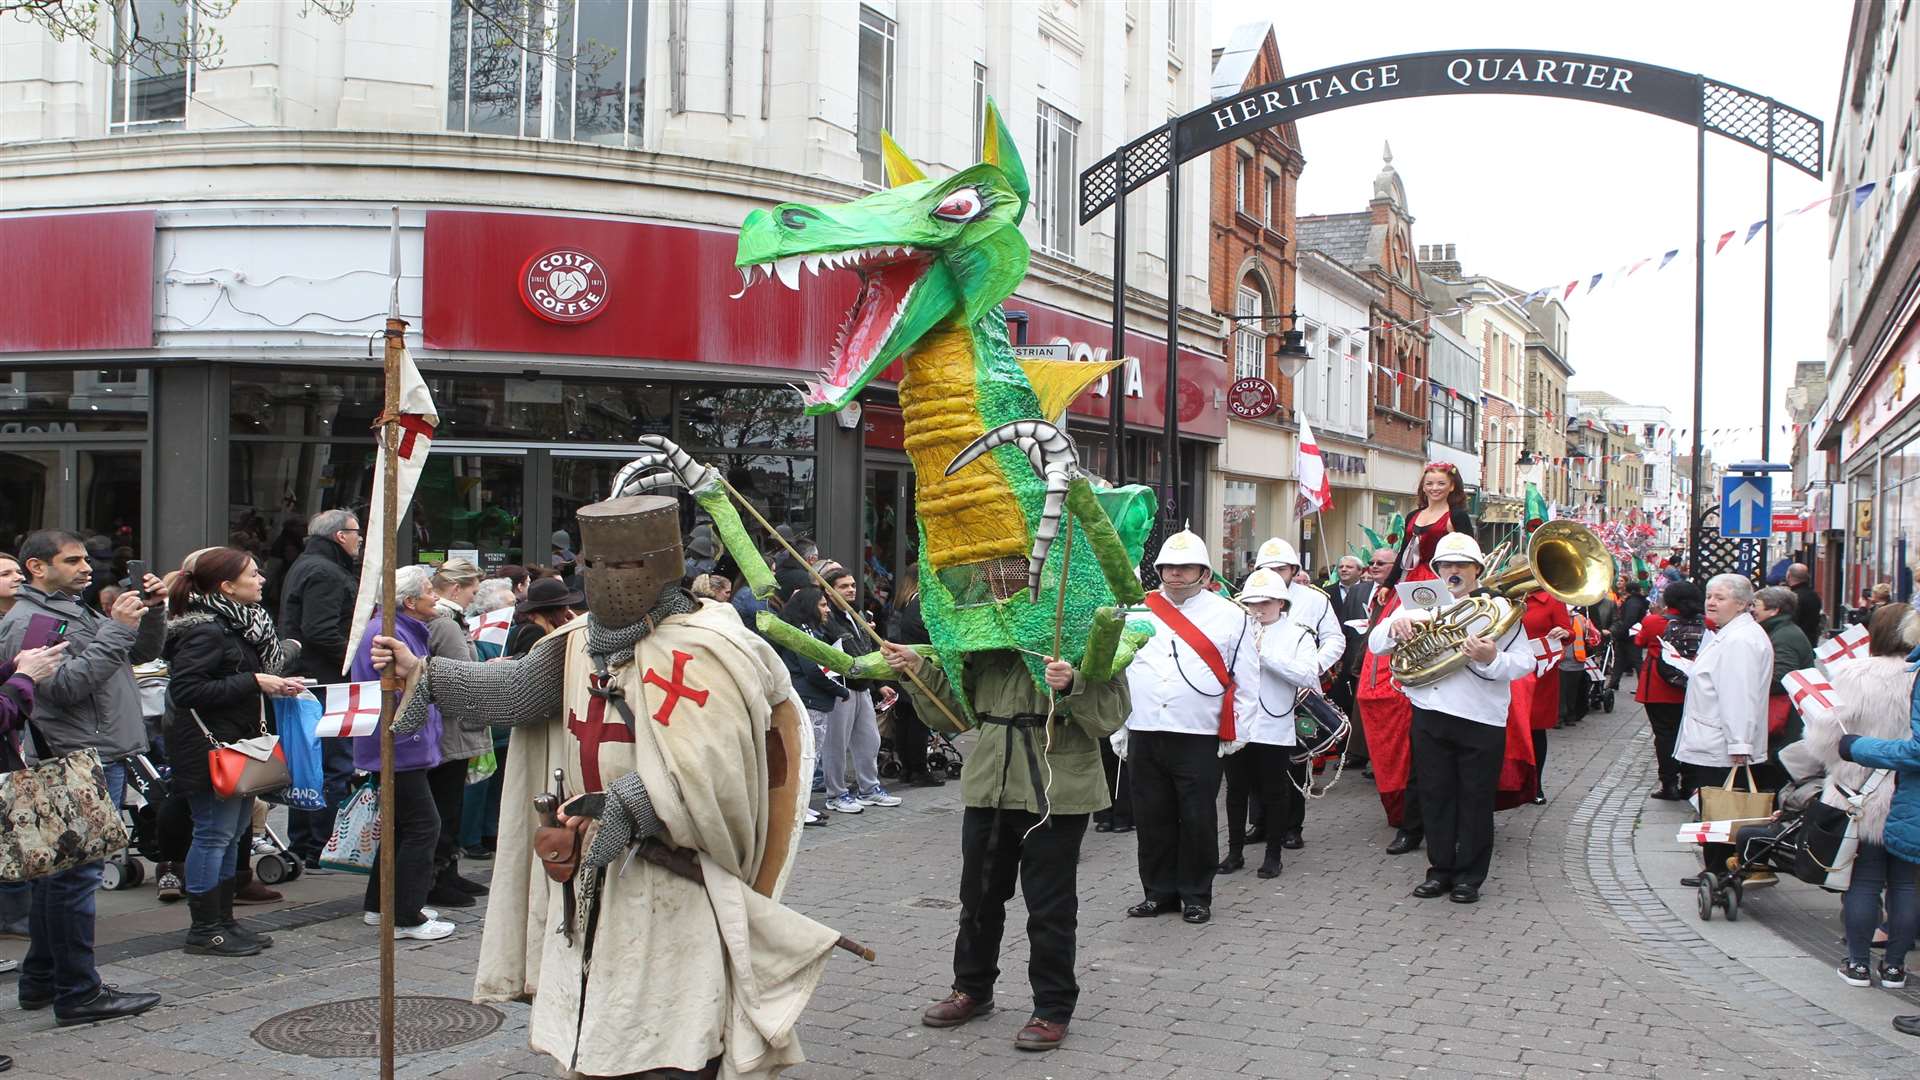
[1235,154,1251,214]
[1034,101,1081,257]
[1264,170,1280,229]
[972,62,988,150]
[1233,285,1266,381]
[110,0,194,132]
[447,0,646,147]
[857,6,897,186]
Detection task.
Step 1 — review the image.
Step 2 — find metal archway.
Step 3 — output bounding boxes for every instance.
[1079,48,1823,576]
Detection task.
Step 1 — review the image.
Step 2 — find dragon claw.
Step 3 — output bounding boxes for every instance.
[613,436,718,499]
[946,421,1079,601]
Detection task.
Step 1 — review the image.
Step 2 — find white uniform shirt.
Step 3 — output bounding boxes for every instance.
[1286,582,1347,676]
[1674,611,1773,766]
[1245,616,1321,746]
[1125,589,1261,736]
[1367,597,1534,727]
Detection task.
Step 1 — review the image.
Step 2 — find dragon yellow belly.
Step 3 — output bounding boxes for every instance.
[897,323,1029,568]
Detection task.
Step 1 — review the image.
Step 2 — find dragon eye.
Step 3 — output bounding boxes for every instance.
[932,188,984,222]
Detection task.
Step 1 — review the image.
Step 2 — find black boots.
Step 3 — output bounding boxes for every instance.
[1216,847,1245,874]
[1257,852,1282,879]
[1386,829,1424,855]
[219,880,272,949]
[185,889,260,957]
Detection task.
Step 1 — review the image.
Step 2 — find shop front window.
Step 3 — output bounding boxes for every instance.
[229,441,380,612]
[411,453,528,571]
[0,450,62,553]
[0,369,150,433]
[1222,480,1261,584]
[678,385,813,451]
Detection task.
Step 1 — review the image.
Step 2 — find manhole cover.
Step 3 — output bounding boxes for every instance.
[253,996,502,1058]
[909,897,959,910]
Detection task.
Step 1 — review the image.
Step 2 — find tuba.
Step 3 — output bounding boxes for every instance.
[1389,520,1615,688]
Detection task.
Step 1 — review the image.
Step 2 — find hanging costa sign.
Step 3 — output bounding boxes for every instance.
[519,247,610,324]
[1227,376,1278,420]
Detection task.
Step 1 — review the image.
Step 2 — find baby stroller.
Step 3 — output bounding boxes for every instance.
[875,699,966,781]
[1682,809,1811,922]
[102,752,166,891]
[1585,637,1617,714]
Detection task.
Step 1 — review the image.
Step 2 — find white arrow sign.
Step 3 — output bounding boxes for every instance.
[1727,480,1765,534]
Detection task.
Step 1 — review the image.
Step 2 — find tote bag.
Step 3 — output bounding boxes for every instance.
[1698,765,1774,823]
[320,781,380,873]
[0,744,129,882]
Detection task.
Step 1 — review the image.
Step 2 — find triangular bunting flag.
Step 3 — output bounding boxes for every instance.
[1853,181,1878,209]
[1714,230,1736,254]
[1744,220,1767,244]
[1658,249,1679,270]
[1563,280,1579,300]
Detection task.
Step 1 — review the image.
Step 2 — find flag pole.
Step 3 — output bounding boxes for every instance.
[1313,509,1335,582]
[375,208,404,1080]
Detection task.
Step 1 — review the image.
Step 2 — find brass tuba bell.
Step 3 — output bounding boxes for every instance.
[1388,520,1615,688]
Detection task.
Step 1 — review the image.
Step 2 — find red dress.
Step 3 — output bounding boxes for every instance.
[1522,594,1572,732]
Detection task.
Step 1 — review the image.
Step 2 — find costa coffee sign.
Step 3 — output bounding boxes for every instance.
[520,247,609,324]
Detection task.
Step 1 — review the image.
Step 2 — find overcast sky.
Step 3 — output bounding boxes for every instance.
[1209,0,1852,469]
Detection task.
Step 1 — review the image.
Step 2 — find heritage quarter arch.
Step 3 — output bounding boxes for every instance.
[1079,48,1822,580]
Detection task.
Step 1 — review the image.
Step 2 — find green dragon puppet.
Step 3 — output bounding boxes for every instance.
[611,100,1156,722]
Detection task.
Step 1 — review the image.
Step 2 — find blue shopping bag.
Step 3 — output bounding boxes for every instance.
[272,692,329,811]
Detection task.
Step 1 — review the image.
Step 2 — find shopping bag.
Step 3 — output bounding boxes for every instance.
[1766,694,1791,737]
[320,781,380,874]
[0,747,130,882]
[272,692,329,811]
[465,749,498,787]
[1698,765,1774,823]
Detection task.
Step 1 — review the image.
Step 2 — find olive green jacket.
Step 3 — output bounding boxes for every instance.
[904,651,1130,815]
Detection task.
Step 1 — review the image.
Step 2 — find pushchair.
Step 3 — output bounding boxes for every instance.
[1681,809,1812,922]
[102,752,165,891]
[1585,638,1617,714]
[875,698,966,781]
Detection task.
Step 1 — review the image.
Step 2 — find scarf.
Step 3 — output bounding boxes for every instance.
[191,592,288,675]
[584,586,698,668]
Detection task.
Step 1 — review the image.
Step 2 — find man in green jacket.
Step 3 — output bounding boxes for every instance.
[881,642,1129,1053]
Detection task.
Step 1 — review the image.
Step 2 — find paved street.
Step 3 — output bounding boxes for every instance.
[3,697,1918,1079]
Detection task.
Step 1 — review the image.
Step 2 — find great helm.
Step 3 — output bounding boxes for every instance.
[1254,537,1302,570]
[1429,532,1488,571]
[576,494,685,628]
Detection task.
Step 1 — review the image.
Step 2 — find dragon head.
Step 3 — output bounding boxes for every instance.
[735,98,1031,415]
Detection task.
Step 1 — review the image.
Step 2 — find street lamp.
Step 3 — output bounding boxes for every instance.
[1221,310,1314,380]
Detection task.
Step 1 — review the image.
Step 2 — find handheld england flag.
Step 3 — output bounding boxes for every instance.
[1815,623,1872,667]
[341,343,439,673]
[470,604,513,653]
[1528,634,1561,676]
[1783,668,1841,723]
[318,681,384,738]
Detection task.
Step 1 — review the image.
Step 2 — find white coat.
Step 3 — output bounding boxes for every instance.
[1675,612,1773,767]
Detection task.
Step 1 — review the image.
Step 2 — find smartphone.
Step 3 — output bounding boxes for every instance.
[126,560,151,597]
[21,614,67,652]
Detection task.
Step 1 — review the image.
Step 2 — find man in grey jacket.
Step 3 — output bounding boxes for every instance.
[0,530,164,1026]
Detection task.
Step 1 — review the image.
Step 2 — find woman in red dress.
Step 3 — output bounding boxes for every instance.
[1521,590,1572,804]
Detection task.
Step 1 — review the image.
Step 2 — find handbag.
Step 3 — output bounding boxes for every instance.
[1766,693,1791,737]
[1792,771,1889,892]
[190,702,291,799]
[0,737,130,882]
[320,780,380,873]
[1698,765,1774,823]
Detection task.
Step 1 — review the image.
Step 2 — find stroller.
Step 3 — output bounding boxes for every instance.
[1585,637,1617,714]
[1685,810,1812,922]
[875,696,966,781]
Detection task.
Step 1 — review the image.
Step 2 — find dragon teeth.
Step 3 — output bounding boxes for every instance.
[775,257,801,290]
[804,255,822,276]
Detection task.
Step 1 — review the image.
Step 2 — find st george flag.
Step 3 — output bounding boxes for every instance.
[341,343,439,673]
[469,604,514,655]
[1815,623,1872,667]
[1294,418,1334,518]
[1783,668,1841,724]
[317,680,385,737]
[1527,633,1562,677]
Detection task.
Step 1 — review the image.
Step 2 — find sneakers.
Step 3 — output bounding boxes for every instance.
[824,793,865,814]
[803,807,827,827]
[251,836,277,856]
[1840,960,1873,987]
[363,908,438,926]
[1884,963,1909,989]
[855,786,902,808]
[155,863,184,903]
[393,919,455,942]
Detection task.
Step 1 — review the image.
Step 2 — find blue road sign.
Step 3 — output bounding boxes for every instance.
[1734,539,1758,575]
[1719,474,1772,539]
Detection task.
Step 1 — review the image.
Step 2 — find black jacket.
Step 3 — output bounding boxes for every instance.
[163,613,268,798]
[278,536,357,682]
[889,595,929,647]
[1615,594,1650,640]
[1331,581,1374,676]
[1791,582,1824,644]
[778,625,850,713]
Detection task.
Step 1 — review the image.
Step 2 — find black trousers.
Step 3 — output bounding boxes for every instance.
[427,757,468,880]
[1332,672,1367,763]
[893,699,930,779]
[363,768,441,925]
[1410,708,1505,888]
[1609,639,1641,688]
[951,808,1088,1022]
[1129,730,1223,906]
[1645,702,1684,790]
[1559,667,1588,724]
[1095,740,1132,826]
[1222,744,1303,859]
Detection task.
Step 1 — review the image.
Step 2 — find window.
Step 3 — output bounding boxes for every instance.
[1429,385,1476,453]
[972,63,988,149]
[1264,170,1280,228]
[110,0,193,131]
[1233,286,1266,380]
[857,6,897,185]
[447,0,647,146]
[1167,0,1178,54]
[1643,464,1657,493]
[1034,102,1081,256]
[1235,154,1251,214]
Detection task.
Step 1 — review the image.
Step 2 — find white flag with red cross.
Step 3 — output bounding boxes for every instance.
[317,680,385,737]
[1783,667,1842,723]
[1815,623,1871,667]
[469,604,514,651]
[341,344,439,673]
[1527,634,1562,676]
[1293,418,1334,518]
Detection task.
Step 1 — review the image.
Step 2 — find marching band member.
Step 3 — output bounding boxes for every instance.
[1124,529,1259,926]
[1368,533,1533,904]
[1218,569,1319,880]
[1247,538,1345,849]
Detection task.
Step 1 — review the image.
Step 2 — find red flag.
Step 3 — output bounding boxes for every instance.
[1714,230,1736,254]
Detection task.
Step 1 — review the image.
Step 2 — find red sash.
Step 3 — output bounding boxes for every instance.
[1144,591,1237,741]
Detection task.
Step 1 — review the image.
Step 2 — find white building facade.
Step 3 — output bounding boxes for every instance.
[0,0,1225,588]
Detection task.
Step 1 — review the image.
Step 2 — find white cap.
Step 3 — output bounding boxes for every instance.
[1238,568,1290,603]
[1430,532,1487,570]
[1153,528,1211,568]
[1254,537,1301,569]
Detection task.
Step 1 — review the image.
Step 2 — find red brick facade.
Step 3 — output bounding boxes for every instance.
[1364,186,1431,455]
[1208,28,1304,419]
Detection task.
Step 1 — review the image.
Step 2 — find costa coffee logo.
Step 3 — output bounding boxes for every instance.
[1227,376,1277,420]
[519,247,610,324]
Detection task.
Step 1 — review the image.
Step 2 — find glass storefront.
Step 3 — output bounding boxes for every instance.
[0,368,149,576]
[1221,480,1263,582]
[1873,436,1920,603]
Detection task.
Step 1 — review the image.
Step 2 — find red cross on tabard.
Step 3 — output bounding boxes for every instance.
[566,674,632,792]
[393,413,435,459]
[642,650,709,726]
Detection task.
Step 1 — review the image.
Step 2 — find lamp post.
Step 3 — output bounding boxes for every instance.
[1221,309,1315,390]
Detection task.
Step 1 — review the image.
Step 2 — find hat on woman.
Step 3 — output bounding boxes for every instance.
[1430,532,1488,570]
[1238,568,1291,603]
[516,576,585,615]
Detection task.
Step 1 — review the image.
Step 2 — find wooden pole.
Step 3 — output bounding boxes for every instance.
[376,315,403,1080]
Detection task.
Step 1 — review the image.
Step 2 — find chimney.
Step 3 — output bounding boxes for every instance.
[1417,241,1462,280]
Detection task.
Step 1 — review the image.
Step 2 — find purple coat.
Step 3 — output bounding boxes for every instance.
[349,613,443,773]
[0,663,37,772]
